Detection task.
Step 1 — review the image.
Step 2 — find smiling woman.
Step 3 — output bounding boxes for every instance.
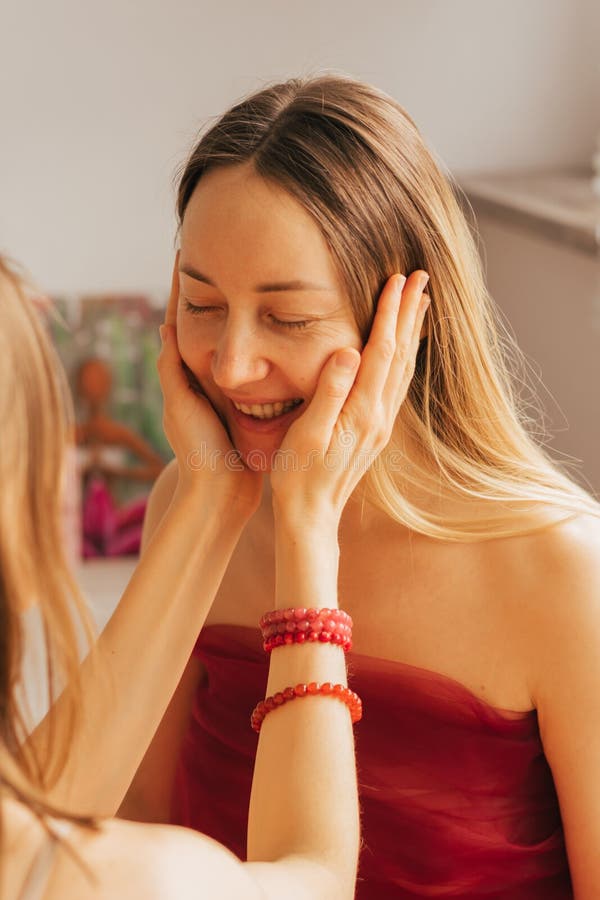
[120,75,600,900]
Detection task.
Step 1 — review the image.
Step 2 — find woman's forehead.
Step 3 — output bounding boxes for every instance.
[180,166,341,290]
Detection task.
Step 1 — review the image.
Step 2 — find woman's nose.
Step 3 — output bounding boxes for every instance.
[210,325,271,391]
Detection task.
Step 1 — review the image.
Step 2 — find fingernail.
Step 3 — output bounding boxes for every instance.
[419,272,430,291]
[396,274,407,293]
[336,349,359,370]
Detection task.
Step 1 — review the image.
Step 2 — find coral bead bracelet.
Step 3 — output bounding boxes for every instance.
[251,682,362,733]
[259,607,353,653]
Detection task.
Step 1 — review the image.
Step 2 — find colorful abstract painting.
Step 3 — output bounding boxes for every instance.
[49,294,171,558]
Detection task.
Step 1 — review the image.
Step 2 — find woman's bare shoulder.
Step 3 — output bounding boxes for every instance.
[530,512,600,617]
[466,507,600,637]
[480,507,600,585]
[52,817,262,900]
[491,511,600,659]
[474,510,600,704]
[511,511,600,585]
[503,511,600,748]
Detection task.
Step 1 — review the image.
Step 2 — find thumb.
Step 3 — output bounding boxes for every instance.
[157,324,190,401]
[164,251,180,327]
[298,348,361,447]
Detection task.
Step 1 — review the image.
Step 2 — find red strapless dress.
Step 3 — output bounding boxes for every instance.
[171,625,572,899]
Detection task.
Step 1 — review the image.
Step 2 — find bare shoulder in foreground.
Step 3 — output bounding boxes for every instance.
[12,812,267,900]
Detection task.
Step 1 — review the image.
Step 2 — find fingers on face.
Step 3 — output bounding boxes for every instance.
[382,281,430,409]
[157,323,187,397]
[164,250,180,327]
[352,271,427,404]
[357,274,405,373]
[156,323,174,384]
[295,349,360,450]
[337,271,430,449]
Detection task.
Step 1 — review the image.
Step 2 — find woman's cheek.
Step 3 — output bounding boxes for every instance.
[284,352,320,398]
[298,345,344,395]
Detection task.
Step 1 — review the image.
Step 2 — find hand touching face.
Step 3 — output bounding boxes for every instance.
[270,271,430,523]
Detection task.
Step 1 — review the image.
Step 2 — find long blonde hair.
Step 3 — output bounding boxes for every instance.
[0,257,93,829]
[177,74,598,539]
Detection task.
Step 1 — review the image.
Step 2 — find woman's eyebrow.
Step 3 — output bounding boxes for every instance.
[179,264,334,293]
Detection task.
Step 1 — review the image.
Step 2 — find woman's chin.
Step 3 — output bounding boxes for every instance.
[234,437,282,473]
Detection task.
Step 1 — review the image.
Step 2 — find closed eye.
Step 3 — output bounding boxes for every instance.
[268,315,310,330]
[184,301,221,317]
[184,300,310,331]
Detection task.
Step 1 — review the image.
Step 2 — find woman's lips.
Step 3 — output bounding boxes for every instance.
[227,398,304,434]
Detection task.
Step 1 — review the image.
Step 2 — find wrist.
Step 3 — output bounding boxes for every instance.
[272,494,340,540]
[171,478,256,531]
[273,514,340,565]
[273,517,340,612]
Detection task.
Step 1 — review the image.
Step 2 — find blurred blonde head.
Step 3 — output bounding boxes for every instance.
[177,74,597,538]
[0,257,91,822]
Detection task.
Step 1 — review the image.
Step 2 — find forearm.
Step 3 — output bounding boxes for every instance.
[247,514,359,900]
[30,484,248,816]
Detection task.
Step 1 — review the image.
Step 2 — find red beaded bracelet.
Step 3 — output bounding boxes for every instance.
[251,682,362,733]
[259,607,353,653]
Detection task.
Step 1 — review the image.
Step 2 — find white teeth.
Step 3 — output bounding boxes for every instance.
[233,399,301,419]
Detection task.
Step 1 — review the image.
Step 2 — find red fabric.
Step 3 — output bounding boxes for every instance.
[171,625,572,899]
[81,476,146,557]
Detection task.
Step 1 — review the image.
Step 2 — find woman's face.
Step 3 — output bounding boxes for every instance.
[177,163,362,470]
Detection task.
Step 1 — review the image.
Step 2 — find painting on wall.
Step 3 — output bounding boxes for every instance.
[49,295,172,559]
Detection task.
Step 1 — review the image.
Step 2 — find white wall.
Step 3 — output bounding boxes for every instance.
[1,0,597,295]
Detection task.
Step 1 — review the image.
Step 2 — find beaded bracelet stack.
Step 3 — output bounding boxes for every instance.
[259,607,353,653]
[252,606,362,732]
